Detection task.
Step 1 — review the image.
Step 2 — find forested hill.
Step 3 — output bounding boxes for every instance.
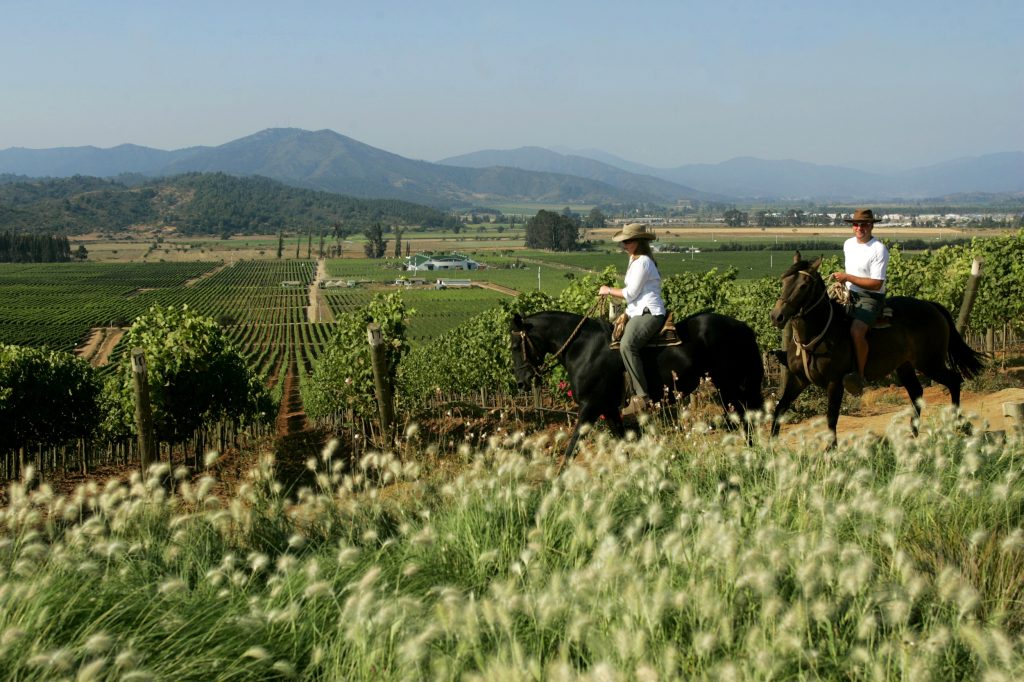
[0,172,461,235]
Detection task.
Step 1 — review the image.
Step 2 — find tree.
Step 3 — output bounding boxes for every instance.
[74,244,89,260]
[724,209,748,227]
[393,227,403,258]
[363,222,388,258]
[276,230,284,259]
[524,210,580,251]
[584,208,607,229]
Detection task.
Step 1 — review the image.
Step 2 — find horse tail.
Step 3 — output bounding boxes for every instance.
[933,302,986,379]
[736,324,766,406]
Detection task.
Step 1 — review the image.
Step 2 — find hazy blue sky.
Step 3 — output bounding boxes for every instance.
[2,0,1020,169]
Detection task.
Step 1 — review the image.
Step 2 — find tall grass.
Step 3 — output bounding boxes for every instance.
[2,409,1023,679]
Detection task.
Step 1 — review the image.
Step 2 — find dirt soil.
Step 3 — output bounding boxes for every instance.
[74,326,126,367]
[777,384,1024,447]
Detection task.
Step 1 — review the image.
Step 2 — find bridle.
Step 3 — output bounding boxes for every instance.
[514,328,546,381]
[777,269,836,378]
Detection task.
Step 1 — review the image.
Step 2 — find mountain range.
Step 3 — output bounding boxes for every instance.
[1,128,1021,205]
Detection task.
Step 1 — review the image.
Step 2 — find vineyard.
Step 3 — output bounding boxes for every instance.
[0,231,1022,483]
[2,231,1024,678]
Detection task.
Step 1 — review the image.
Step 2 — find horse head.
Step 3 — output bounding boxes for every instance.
[510,313,544,390]
[770,251,826,328]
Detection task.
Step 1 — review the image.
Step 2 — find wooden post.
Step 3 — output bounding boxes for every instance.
[131,348,155,474]
[956,257,983,333]
[366,323,395,437]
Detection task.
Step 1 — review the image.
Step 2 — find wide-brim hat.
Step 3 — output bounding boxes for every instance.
[612,223,657,242]
[843,208,881,224]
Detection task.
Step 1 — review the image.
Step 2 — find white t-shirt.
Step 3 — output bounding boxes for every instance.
[843,236,889,294]
[623,255,666,316]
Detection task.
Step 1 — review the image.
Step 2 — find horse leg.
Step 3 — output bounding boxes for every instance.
[919,362,970,433]
[770,374,807,437]
[825,380,844,450]
[560,402,604,464]
[895,362,923,436]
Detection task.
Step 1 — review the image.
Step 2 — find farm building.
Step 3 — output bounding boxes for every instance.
[435,278,473,289]
[405,253,481,272]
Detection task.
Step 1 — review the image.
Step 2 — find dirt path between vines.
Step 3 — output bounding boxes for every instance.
[275,357,306,437]
[184,262,230,287]
[307,259,334,323]
[777,384,1024,447]
[476,281,519,295]
[75,326,126,367]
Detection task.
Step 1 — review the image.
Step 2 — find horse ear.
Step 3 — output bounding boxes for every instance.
[809,256,823,271]
[793,250,802,264]
[512,313,525,330]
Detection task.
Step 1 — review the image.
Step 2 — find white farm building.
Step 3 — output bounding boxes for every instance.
[405,253,481,272]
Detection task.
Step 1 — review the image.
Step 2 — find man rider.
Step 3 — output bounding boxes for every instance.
[830,208,889,396]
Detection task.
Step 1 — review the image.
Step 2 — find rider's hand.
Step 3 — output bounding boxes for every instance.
[831,272,846,283]
[599,285,610,296]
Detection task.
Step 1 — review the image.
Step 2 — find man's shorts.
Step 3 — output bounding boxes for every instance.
[848,290,885,325]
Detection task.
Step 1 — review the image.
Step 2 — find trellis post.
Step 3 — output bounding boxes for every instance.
[131,348,155,474]
[367,323,395,437]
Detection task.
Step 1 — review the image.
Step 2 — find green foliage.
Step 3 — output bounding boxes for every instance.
[0,344,101,452]
[305,293,412,421]
[104,305,273,443]
[363,222,388,259]
[0,232,72,262]
[524,209,581,251]
[662,266,740,318]
[0,173,457,236]
[398,291,554,403]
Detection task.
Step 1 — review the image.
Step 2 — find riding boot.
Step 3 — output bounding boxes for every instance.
[843,372,866,396]
[621,395,651,417]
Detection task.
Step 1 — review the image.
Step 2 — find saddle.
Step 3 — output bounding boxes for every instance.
[827,281,893,329]
[610,312,682,350]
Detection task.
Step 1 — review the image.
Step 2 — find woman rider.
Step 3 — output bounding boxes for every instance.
[598,223,666,416]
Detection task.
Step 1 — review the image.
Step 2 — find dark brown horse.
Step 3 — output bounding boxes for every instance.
[769,253,985,447]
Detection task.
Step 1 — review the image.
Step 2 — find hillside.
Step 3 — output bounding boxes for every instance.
[0,172,461,235]
[558,149,1024,200]
[0,129,660,207]
[439,146,714,202]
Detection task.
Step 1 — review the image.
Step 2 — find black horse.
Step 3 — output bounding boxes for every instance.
[510,310,765,458]
[769,253,985,447]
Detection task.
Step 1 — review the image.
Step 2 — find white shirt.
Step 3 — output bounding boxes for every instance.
[843,236,889,294]
[623,255,666,316]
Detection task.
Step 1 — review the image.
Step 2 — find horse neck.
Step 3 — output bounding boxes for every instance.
[792,285,838,339]
[533,312,591,358]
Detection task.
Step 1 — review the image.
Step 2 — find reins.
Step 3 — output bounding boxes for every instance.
[515,295,608,378]
[780,270,836,379]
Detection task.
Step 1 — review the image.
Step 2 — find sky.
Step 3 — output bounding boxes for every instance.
[1,0,1021,170]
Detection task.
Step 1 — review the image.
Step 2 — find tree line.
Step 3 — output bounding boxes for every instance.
[0,231,73,262]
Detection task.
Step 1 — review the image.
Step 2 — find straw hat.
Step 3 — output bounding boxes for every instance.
[843,208,881,224]
[611,223,657,242]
